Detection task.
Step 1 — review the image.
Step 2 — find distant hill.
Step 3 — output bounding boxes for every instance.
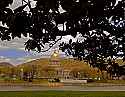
[0,62,14,67]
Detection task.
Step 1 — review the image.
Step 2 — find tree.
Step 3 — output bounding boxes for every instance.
[0,0,124,78]
[106,59,120,79]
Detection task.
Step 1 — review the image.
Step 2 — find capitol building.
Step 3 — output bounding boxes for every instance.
[39,50,99,80]
[48,50,71,79]
[17,50,100,81]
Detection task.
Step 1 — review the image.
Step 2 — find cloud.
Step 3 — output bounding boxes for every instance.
[17,57,36,63]
[0,56,6,59]
[10,0,22,9]
[15,56,39,64]
[0,36,68,65]
[0,0,71,65]
[0,55,33,65]
[18,48,25,50]
[0,56,12,63]
[0,37,29,50]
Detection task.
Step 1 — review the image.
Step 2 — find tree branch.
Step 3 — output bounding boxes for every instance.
[40,36,62,52]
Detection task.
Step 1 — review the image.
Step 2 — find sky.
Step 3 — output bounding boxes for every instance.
[0,35,74,65]
[0,0,80,65]
[0,0,73,65]
[0,0,121,65]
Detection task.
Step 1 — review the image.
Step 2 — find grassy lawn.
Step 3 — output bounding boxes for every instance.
[0,91,125,97]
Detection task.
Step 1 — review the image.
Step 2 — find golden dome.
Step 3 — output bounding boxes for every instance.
[51,50,59,58]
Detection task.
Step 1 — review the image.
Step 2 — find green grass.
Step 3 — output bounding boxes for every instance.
[0,91,125,97]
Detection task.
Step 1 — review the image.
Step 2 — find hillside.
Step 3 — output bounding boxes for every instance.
[0,62,13,67]
[17,58,91,70]
[16,56,125,69]
[16,58,101,78]
[0,62,14,76]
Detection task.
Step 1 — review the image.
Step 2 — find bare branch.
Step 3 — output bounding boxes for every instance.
[40,36,62,52]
